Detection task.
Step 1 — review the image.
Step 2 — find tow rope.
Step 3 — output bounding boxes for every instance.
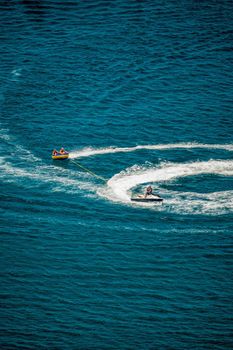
[70,159,107,183]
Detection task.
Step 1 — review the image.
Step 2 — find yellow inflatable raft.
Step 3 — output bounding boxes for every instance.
[52,152,69,160]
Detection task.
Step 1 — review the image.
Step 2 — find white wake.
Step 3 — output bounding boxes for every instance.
[99,159,233,215]
[69,142,233,159]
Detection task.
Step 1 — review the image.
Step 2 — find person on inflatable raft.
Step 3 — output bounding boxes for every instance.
[52,147,67,156]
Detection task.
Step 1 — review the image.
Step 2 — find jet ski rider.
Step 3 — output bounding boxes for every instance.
[145,185,153,198]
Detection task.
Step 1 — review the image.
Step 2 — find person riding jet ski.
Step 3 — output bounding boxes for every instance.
[145,185,153,197]
[145,185,161,198]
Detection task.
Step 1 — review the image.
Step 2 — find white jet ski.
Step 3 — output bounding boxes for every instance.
[131,194,163,203]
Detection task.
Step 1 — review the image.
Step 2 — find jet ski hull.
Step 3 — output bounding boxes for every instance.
[131,195,163,202]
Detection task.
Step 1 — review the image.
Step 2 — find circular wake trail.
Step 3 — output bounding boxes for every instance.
[105,160,233,212]
[69,143,233,159]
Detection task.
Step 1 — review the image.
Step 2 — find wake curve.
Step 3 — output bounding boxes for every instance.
[102,159,233,215]
[106,159,233,200]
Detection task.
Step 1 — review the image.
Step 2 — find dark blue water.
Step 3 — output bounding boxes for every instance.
[1,1,233,349]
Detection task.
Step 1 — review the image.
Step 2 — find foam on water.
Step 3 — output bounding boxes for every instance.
[11,68,22,77]
[0,127,40,162]
[0,158,96,194]
[69,143,233,159]
[103,159,233,215]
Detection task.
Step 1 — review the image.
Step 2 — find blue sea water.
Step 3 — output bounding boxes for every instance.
[1,1,233,349]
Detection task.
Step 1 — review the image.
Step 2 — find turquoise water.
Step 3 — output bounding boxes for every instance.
[1,1,233,349]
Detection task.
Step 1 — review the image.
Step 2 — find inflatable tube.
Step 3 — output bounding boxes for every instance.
[52,152,69,160]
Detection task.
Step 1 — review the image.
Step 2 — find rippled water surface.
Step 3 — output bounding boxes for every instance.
[1,1,233,349]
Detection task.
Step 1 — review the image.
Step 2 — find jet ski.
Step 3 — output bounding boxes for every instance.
[131,194,163,203]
